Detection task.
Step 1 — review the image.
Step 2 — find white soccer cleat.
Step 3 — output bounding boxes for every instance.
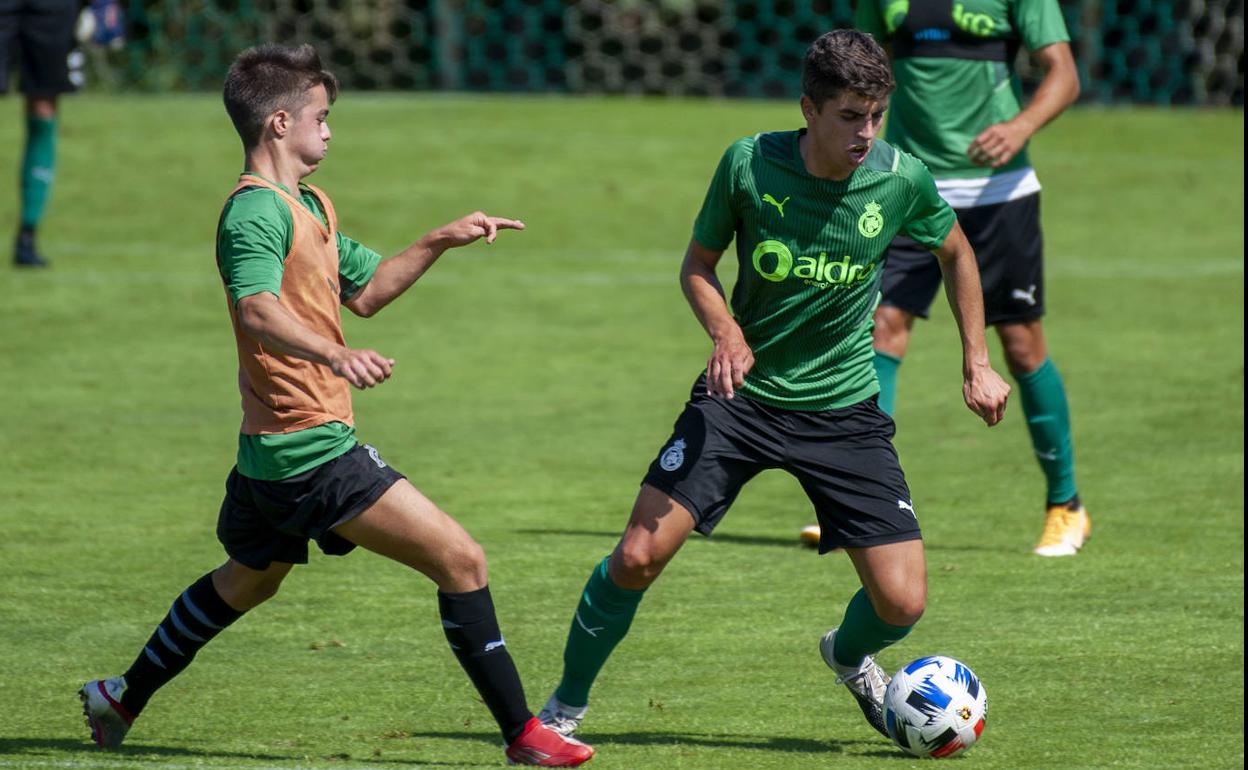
[820,628,890,737]
[80,677,134,749]
[537,693,588,737]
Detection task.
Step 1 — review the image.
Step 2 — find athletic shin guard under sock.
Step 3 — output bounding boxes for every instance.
[873,350,902,416]
[20,115,57,229]
[831,588,914,669]
[438,586,531,743]
[1015,357,1078,505]
[120,571,245,716]
[555,556,646,708]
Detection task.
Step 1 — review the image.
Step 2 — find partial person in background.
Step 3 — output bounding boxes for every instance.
[802,0,1086,556]
[1,0,123,268]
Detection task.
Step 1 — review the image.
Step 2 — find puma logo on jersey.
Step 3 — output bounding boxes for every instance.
[762,193,790,218]
[898,500,916,518]
[1012,285,1038,306]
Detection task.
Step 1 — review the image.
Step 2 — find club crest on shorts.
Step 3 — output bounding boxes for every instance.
[365,444,387,468]
[659,438,687,471]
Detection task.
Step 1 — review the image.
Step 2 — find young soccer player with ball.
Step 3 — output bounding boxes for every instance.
[78,43,592,768]
[536,30,1010,743]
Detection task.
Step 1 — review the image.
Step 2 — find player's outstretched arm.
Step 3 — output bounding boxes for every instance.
[932,224,1010,425]
[238,292,394,389]
[680,238,754,399]
[967,42,1080,168]
[346,212,525,317]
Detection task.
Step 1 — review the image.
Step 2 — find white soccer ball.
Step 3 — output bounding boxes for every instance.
[883,655,987,758]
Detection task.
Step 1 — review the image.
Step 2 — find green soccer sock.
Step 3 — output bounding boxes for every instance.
[831,588,914,669]
[873,350,902,416]
[1015,358,1078,505]
[20,115,58,229]
[554,556,646,708]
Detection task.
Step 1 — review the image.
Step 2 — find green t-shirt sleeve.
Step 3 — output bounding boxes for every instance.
[692,138,749,252]
[898,154,957,249]
[217,188,291,305]
[1014,0,1071,51]
[855,0,888,39]
[336,231,382,302]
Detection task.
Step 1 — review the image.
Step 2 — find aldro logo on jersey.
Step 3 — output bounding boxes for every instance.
[751,240,875,289]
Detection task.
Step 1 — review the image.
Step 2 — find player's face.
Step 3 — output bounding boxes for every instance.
[802,91,888,177]
[288,84,332,173]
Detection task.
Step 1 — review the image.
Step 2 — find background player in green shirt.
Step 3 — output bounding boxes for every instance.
[1,0,78,266]
[854,0,1089,556]
[536,30,1010,744]
[79,43,592,767]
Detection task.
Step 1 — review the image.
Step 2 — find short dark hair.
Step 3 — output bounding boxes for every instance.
[223,44,339,148]
[802,29,895,107]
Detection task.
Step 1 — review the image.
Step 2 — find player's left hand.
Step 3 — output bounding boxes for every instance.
[437,212,526,248]
[967,121,1030,168]
[963,363,1010,426]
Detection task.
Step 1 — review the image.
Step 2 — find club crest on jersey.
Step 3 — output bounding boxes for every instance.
[659,439,687,471]
[858,201,885,238]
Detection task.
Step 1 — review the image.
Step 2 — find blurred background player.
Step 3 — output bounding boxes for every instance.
[1,0,122,268]
[1,0,78,267]
[802,0,1088,556]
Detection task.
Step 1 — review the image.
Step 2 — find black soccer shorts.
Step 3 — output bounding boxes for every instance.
[642,375,921,553]
[217,443,406,570]
[0,0,79,96]
[880,192,1045,326]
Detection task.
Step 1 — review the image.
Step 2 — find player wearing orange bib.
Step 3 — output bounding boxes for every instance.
[78,43,592,768]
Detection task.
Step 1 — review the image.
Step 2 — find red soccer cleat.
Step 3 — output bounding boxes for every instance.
[505,716,595,766]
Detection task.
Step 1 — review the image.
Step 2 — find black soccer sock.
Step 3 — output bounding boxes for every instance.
[438,586,531,743]
[119,572,245,716]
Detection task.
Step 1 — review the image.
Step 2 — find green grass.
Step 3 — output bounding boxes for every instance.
[0,96,1242,770]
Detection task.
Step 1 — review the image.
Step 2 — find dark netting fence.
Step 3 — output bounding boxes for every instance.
[86,0,1243,105]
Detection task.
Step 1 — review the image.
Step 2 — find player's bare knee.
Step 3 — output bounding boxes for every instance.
[872,306,913,355]
[247,576,284,606]
[610,543,666,589]
[213,562,286,610]
[879,595,926,626]
[436,538,488,591]
[997,322,1047,375]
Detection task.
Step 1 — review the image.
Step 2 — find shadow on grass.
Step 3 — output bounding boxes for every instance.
[517,526,1023,558]
[515,528,820,550]
[404,729,874,755]
[0,737,472,767]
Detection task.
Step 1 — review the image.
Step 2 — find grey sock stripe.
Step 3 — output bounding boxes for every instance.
[180,592,223,630]
[169,604,206,643]
[156,625,185,657]
[143,646,167,669]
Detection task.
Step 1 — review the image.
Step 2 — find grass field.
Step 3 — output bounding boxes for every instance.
[0,96,1243,770]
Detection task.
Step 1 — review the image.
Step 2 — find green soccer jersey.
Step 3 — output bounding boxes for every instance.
[856,0,1070,179]
[693,131,955,411]
[216,174,382,480]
